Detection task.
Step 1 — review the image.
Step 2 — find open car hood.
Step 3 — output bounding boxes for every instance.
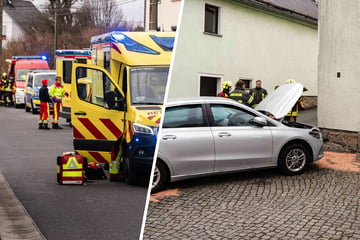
[255,83,303,119]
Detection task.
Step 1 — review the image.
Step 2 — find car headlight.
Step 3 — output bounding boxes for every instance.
[309,129,322,139]
[132,123,155,135]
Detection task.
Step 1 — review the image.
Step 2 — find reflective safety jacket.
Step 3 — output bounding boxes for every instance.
[3,79,16,92]
[217,91,230,98]
[286,97,305,117]
[249,87,268,107]
[49,83,65,99]
[229,88,254,107]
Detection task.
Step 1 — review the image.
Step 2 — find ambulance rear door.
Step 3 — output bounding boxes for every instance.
[71,63,126,163]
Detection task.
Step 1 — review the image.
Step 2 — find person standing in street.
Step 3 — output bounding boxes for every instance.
[249,80,268,108]
[217,81,233,98]
[39,79,52,130]
[229,79,254,107]
[0,73,6,106]
[3,75,15,107]
[49,76,67,129]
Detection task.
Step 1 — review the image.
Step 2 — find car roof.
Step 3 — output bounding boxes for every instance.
[166,96,237,105]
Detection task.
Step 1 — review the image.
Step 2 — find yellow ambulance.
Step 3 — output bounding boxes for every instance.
[55,49,92,123]
[71,31,175,183]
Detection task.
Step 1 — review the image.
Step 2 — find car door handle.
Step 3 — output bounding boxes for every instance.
[74,111,87,116]
[218,132,231,137]
[162,135,177,140]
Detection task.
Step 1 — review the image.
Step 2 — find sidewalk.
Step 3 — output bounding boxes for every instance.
[0,173,45,240]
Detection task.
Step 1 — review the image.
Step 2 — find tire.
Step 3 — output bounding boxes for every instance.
[124,158,138,185]
[31,100,37,114]
[151,161,168,193]
[278,143,311,175]
[25,103,30,112]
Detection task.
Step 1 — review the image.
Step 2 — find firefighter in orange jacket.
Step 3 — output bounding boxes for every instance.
[49,76,68,129]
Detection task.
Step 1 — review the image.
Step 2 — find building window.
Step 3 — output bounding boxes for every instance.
[200,76,221,96]
[204,4,220,35]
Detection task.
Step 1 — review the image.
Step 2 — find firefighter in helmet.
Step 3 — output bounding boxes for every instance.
[3,74,15,107]
[49,76,69,129]
[0,72,6,105]
[217,81,233,98]
[284,79,305,122]
[229,79,254,107]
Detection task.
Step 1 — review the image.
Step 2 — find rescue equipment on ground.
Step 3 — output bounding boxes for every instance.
[85,162,107,180]
[57,151,87,185]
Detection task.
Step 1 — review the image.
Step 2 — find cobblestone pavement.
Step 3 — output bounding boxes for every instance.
[143,159,360,239]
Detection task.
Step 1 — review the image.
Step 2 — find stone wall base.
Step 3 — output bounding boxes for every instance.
[320,128,360,155]
[302,96,317,109]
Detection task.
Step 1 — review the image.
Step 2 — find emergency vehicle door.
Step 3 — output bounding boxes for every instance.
[71,63,125,163]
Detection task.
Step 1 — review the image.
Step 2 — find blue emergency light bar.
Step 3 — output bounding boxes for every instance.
[91,32,159,55]
[55,50,91,56]
[11,56,47,60]
[150,35,174,51]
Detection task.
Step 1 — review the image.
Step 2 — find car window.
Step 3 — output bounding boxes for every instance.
[163,104,205,128]
[210,104,256,127]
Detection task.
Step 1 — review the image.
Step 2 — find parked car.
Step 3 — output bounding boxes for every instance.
[152,83,324,192]
[24,70,56,114]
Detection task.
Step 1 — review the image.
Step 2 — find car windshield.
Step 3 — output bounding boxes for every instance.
[17,69,48,81]
[34,74,56,87]
[130,67,169,105]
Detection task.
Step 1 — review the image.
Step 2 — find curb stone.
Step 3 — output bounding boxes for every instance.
[0,173,45,240]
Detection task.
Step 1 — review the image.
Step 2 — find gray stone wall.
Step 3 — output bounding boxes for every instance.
[320,128,360,153]
[303,96,317,109]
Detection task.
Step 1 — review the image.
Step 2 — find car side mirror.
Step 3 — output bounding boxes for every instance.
[250,116,267,127]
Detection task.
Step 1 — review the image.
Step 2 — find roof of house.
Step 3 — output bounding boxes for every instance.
[4,0,43,35]
[234,0,318,25]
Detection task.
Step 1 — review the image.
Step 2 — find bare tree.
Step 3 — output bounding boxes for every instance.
[77,0,125,29]
[48,0,79,34]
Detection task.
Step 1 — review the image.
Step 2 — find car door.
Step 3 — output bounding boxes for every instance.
[159,104,215,177]
[71,63,125,163]
[209,104,273,172]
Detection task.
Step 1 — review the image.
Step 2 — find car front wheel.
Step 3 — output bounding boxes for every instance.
[278,143,311,175]
[151,161,168,193]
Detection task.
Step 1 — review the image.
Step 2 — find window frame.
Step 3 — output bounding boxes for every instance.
[206,103,258,127]
[163,103,209,128]
[204,3,222,36]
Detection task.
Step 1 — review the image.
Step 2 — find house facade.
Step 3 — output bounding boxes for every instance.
[145,0,182,31]
[167,0,318,104]
[318,0,360,153]
[2,0,41,46]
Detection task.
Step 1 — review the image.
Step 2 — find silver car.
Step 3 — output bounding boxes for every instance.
[152,83,324,192]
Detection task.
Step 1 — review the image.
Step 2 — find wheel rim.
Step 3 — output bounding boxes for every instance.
[285,148,306,172]
[152,165,160,189]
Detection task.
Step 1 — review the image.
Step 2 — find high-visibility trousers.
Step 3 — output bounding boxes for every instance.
[39,102,50,124]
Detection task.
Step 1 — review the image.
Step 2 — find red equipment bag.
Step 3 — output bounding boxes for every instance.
[57,151,87,185]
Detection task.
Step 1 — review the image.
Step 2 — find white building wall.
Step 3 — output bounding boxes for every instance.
[145,0,181,31]
[2,11,25,45]
[167,0,318,98]
[318,0,360,132]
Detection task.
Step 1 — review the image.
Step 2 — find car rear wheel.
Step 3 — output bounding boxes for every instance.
[151,161,168,193]
[25,103,30,112]
[278,143,310,175]
[31,100,37,114]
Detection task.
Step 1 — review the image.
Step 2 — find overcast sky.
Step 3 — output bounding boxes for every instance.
[29,0,145,27]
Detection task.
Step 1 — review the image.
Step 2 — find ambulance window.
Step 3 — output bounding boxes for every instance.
[63,61,72,84]
[76,67,124,110]
[104,51,110,73]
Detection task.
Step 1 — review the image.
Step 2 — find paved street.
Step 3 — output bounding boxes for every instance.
[143,109,360,239]
[144,163,360,239]
[0,106,148,240]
